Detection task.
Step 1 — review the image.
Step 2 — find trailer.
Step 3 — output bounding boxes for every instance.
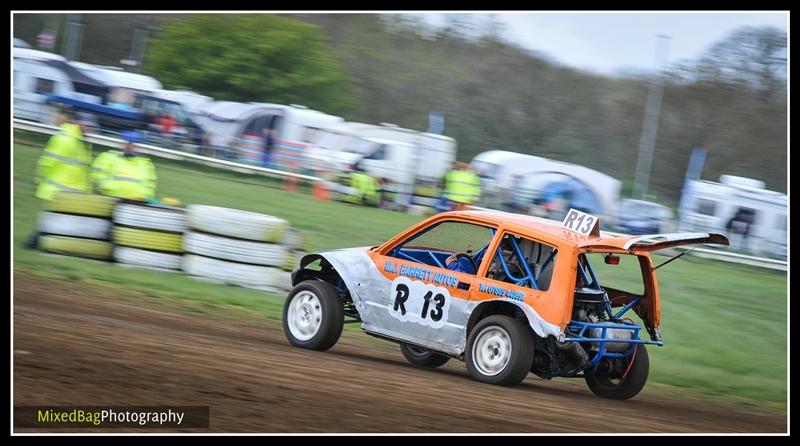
[678,175,787,259]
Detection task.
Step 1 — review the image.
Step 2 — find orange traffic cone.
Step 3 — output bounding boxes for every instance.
[312,181,330,201]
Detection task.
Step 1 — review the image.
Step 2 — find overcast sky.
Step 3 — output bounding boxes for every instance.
[420,12,789,75]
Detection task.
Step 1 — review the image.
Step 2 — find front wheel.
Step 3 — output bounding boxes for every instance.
[400,343,450,368]
[585,344,650,400]
[283,280,343,351]
[465,315,534,386]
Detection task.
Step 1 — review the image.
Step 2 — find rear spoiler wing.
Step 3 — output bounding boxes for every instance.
[622,232,729,252]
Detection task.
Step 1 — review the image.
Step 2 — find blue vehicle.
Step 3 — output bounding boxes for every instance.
[46,92,205,146]
[612,199,676,235]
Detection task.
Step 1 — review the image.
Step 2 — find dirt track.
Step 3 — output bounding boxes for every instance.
[13,271,786,433]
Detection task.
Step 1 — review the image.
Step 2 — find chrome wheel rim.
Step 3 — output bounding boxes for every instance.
[287,291,322,341]
[472,326,512,377]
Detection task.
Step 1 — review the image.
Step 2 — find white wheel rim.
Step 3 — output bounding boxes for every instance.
[287,291,322,341]
[472,326,512,377]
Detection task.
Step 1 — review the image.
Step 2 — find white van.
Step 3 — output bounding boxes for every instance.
[304,122,456,192]
[302,122,380,174]
[678,175,787,259]
[357,123,456,185]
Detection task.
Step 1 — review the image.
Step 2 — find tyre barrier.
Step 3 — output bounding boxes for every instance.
[183,231,288,267]
[112,202,186,271]
[113,226,183,253]
[113,246,183,271]
[281,228,309,251]
[39,235,113,260]
[186,205,289,242]
[35,195,303,293]
[113,202,187,233]
[183,206,302,289]
[282,250,307,271]
[183,254,292,291]
[46,192,117,218]
[37,193,115,259]
[38,212,111,240]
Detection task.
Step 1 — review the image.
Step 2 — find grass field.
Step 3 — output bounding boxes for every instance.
[12,134,788,409]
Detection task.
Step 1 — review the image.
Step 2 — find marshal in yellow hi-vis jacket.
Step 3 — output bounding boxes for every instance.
[35,121,93,200]
[91,131,157,201]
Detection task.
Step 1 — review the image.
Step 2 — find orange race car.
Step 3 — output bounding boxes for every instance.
[283,208,728,399]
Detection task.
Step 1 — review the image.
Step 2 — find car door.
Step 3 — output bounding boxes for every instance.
[469,230,566,339]
[366,219,497,356]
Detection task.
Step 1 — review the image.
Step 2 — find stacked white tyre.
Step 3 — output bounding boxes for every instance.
[280,228,308,272]
[112,201,187,272]
[38,192,116,260]
[183,205,295,292]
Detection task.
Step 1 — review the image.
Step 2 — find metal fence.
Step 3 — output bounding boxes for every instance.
[14,118,787,272]
[14,119,322,182]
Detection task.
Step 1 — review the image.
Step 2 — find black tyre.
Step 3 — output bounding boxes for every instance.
[585,344,650,400]
[400,343,451,368]
[282,280,343,351]
[465,315,534,386]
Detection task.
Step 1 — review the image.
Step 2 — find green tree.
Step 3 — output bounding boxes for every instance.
[143,14,353,114]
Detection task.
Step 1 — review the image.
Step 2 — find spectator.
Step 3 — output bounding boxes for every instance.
[442,162,481,211]
[345,162,380,206]
[156,113,177,135]
[726,208,754,251]
[262,127,275,168]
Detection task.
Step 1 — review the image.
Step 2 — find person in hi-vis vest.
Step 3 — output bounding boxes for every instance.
[91,131,157,201]
[26,110,96,249]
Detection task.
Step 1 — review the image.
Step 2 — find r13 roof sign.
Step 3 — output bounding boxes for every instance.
[561,208,600,237]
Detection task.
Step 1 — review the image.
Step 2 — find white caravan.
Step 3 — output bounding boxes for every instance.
[196,102,343,170]
[678,175,787,259]
[67,62,163,110]
[13,48,108,122]
[68,62,163,94]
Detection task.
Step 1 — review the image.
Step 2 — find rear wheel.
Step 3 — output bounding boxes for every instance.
[585,345,650,400]
[283,280,343,351]
[465,315,534,386]
[399,343,450,368]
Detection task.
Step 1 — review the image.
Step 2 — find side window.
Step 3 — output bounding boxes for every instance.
[696,199,716,216]
[389,221,495,274]
[365,144,387,160]
[486,233,558,291]
[775,214,786,231]
[242,117,259,135]
[302,126,319,143]
[35,78,55,94]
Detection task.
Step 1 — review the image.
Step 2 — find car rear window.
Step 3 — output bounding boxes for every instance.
[582,253,644,295]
